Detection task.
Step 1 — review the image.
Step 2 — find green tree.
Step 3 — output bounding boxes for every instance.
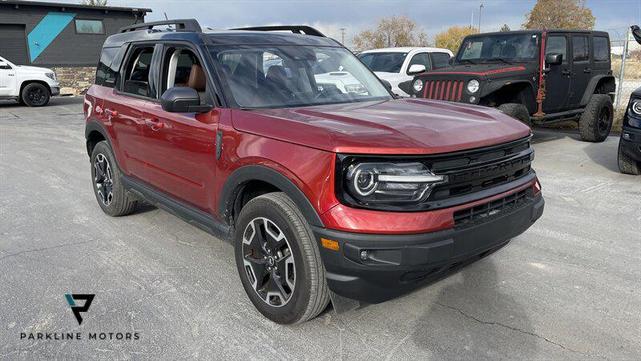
[353,16,428,50]
[434,26,478,53]
[523,0,595,30]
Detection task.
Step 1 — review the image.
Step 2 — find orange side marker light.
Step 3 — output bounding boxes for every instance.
[321,238,340,251]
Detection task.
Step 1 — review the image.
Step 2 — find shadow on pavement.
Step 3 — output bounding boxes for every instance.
[0,96,83,108]
[582,139,621,173]
[413,259,537,358]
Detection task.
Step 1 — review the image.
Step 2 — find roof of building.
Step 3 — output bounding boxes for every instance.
[0,0,151,13]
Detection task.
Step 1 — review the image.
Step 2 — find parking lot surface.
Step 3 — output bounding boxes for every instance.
[1,98,640,360]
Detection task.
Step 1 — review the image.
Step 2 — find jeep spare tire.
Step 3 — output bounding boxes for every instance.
[498,103,531,126]
[579,94,613,142]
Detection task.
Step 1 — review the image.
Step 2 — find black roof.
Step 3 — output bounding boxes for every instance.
[465,29,609,37]
[0,0,151,13]
[104,25,340,48]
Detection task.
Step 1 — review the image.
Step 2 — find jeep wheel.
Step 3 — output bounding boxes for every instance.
[21,82,50,107]
[618,140,640,175]
[579,94,613,142]
[498,103,531,125]
[234,192,329,324]
[90,141,138,216]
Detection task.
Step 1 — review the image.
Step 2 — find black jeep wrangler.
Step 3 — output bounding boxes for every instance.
[400,30,616,142]
[618,26,641,175]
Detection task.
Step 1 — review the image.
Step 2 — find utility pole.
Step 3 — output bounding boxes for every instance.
[616,28,630,108]
[478,3,484,32]
[340,28,346,44]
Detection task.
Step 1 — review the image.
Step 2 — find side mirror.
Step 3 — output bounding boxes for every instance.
[407,64,426,75]
[545,53,563,66]
[381,79,393,91]
[0,61,11,70]
[160,87,212,113]
[632,25,641,45]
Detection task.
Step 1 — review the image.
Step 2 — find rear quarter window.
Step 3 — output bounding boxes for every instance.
[593,36,609,62]
[95,46,126,88]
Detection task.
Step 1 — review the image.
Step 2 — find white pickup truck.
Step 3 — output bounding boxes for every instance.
[0,55,60,106]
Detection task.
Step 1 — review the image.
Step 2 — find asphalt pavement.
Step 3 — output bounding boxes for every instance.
[1,97,640,360]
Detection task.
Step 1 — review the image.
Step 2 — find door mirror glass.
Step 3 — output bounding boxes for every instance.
[545,53,563,66]
[407,64,426,75]
[160,87,212,113]
[632,25,641,45]
[0,61,11,70]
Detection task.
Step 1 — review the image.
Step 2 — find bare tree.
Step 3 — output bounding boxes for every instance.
[353,16,428,51]
[500,24,511,32]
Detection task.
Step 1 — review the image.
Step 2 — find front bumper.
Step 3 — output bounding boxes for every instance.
[314,193,544,303]
[620,126,641,162]
[50,86,60,96]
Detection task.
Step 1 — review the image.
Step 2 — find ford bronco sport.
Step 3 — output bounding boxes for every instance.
[618,26,641,175]
[400,30,616,143]
[85,20,544,324]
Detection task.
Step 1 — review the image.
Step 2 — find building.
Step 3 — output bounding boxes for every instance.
[0,0,151,93]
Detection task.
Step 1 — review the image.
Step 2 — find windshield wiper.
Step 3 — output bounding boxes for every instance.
[486,57,513,65]
[459,59,477,65]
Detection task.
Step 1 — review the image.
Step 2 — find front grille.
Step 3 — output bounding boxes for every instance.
[453,189,531,227]
[423,80,465,101]
[426,137,533,203]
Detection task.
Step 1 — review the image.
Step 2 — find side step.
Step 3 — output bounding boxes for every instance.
[122,176,231,242]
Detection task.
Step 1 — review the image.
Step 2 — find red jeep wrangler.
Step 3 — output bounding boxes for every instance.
[84,20,544,324]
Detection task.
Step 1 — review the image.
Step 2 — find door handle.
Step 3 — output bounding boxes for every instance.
[7,73,14,77]
[583,68,592,73]
[144,118,164,131]
[104,109,118,117]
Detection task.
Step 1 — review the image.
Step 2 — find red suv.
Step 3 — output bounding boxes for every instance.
[85,20,544,324]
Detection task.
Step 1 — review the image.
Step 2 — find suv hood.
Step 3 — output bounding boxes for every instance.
[232,98,530,155]
[16,65,53,74]
[425,63,528,79]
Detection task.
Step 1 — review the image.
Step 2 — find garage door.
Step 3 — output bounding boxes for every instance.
[0,24,29,65]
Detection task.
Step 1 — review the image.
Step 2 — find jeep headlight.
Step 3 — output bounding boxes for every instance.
[631,99,641,116]
[45,72,56,81]
[467,79,480,93]
[340,160,446,209]
[412,79,423,93]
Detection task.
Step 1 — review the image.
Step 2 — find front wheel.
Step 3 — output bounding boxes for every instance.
[21,82,50,107]
[90,141,138,216]
[579,94,613,142]
[234,192,329,324]
[618,140,641,175]
[498,103,531,126]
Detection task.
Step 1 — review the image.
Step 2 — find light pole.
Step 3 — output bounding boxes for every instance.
[478,3,484,32]
[340,28,346,44]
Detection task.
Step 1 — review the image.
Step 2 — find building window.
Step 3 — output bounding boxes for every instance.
[75,19,104,34]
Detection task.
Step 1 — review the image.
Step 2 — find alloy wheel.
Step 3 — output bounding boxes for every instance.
[597,107,611,136]
[28,87,47,106]
[94,153,114,206]
[242,217,296,307]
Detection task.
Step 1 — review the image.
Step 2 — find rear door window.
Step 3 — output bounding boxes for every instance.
[572,36,589,62]
[121,46,155,98]
[593,36,609,62]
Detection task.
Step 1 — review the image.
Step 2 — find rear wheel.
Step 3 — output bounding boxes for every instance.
[21,82,50,107]
[618,140,640,175]
[234,192,329,324]
[90,141,138,216]
[579,94,613,142]
[498,103,531,125]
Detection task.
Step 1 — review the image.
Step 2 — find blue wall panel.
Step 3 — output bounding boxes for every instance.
[27,12,76,62]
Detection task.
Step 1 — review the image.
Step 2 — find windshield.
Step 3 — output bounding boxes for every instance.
[358,52,407,73]
[456,33,539,63]
[209,45,391,108]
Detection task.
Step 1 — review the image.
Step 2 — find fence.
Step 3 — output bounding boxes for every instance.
[610,27,641,109]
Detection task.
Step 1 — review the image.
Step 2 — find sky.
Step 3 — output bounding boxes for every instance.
[48,0,641,46]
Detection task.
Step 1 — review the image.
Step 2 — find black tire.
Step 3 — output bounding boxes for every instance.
[618,140,641,175]
[234,192,329,324]
[21,82,50,107]
[90,141,138,216]
[579,94,613,142]
[498,103,531,125]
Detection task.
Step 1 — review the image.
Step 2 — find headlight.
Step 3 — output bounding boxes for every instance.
[412,79,423,93]
[341,161,446,209]
[45,72,56,80]
[631,99,641,116]
[467,79,480,93]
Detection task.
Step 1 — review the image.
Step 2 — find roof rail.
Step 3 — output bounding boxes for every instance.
[119,19,202,33]
[231,25,326,37]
